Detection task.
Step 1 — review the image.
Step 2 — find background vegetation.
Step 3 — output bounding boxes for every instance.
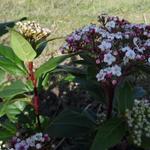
[1,0,150,52]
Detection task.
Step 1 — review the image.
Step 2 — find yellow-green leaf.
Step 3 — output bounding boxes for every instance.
[11,30,36,61]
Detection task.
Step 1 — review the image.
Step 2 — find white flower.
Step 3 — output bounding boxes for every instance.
[115,32,122,39]
[121,46,131,52]
[144,39,150,46]
[106,20,116,29]
[72,33,81,41]
[104,53,116,65]
[96,67,113,81]
[111,65,122,76]
[98,40,112,51]
[36,143,42,149]
[125,34,130,39]
[148,58,150,63]
[96,70,106,81]
[26,137,35,147]
[32,133,43,141]
[106,33,115,40]
[82,25,90,32]
[125,49,136,59]
[104,67,112,74]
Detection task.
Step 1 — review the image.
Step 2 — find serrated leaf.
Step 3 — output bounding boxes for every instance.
[11,30,36,61]
[91,117,126,150]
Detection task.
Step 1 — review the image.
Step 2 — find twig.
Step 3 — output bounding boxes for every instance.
[53,138,66,150]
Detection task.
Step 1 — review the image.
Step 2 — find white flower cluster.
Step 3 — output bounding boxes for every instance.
[16,21,51,41]
[61,15,150,83]
[125,99,150,146]
[96,65,121,81]
[9,132,50,150]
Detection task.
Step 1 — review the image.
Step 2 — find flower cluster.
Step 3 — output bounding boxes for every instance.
[16,21,51,42]
[9,132,50,150]
[125,99,150,146]
[61,15,150,83]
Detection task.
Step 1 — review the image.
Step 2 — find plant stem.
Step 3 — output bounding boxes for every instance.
[28,61,42,130]
[106,83,114,119]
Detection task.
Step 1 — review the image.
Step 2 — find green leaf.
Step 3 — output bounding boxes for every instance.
[135,64,150,74]
[6,100,27,122]
[46,110,96,137]
[35,53,78,79]
[57,65,86,77]
[133,86,146,99]
[0,98,29,122]
[141,137,150,149]
[0,80,27,100]
[11,30,36,61]
[91,117,126,150]
[1,121,16,134]
[0,101,9,117]
[0,58,26,76]
[0,129,14,140]
[0,68,6,84]
[0,44,27,72]
[115,81,134,114]
[0,17,27,36]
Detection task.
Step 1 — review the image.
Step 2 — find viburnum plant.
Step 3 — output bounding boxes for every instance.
[59,15,150,149]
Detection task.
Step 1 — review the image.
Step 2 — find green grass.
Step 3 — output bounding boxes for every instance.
[1,0,150,53]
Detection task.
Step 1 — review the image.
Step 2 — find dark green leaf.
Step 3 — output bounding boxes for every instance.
[47,110,96,137]
[0,129,14,140]
[91,117,126,150]
[57,65,86,77]
[0,17,27,36]
[141,137,150,149]
[35,53,79,79]
[133,86,146,99]
[115,81,134,114]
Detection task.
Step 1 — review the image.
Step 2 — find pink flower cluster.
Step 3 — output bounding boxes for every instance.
[9,133,50,150]
[61,15,150,83]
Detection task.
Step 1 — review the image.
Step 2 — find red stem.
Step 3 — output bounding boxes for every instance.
[28,61,41,129]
